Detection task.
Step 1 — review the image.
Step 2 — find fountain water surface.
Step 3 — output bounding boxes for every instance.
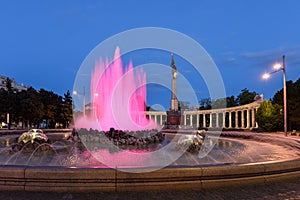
[76,47,157,131]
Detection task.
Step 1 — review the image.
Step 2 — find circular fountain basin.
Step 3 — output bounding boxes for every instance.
[0,131,300,192]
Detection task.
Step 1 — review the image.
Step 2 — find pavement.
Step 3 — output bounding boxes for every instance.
[1,177,300,200]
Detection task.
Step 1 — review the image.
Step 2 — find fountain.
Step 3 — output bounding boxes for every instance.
[1,48,300,192]
[75,47,157,131]
[1,130,300,192]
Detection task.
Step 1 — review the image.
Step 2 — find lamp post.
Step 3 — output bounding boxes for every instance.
[262,55,287,136]
[73,87,86,117]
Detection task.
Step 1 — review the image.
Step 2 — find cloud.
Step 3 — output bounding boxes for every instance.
[241,48,283,59]
[284,47,300,66]
[218,51,238,66]
[241,46,300,67]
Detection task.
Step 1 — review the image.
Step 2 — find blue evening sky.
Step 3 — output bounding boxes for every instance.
[1,0,300,108]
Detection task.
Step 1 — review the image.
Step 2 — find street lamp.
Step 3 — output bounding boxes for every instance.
[262,55,287,136]
[73,87,86,117]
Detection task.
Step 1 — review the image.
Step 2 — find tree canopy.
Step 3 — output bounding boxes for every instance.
[256,100,283,132]
[199,88,257,110]
[0,87,73,129]
[236,88,258,106]
[272,78,300,130]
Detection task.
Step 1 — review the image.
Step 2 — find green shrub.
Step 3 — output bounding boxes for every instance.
[256,100,283,132]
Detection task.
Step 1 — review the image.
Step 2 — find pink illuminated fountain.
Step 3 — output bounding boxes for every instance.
[81,47,156,131]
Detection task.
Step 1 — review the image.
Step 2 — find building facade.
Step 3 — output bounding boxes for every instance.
[0,75,27,92]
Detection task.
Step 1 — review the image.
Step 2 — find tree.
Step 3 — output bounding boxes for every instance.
[0,83,72,129]
[0,89,8,123]
[39,89,62,128]
[199,98,211,110]
[236,88,257,105]
[211,98,227,109]
[272,79,300,130]
[17,87,44,128]
[3,79,17,129]
[256,100,283,132]
[54,95,64,128]
[62,90,73,128]
[179,101,190,111]
[226,95,238,107]
[5,78,12,92]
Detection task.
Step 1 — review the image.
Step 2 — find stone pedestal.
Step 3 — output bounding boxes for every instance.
[166,110,182,125]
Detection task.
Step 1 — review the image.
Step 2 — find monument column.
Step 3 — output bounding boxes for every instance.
[166,55,181,126]
[170,55,178,111]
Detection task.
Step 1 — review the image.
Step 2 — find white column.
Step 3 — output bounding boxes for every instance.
[223,112,226,128]
[229,112,232,128]
[235,111,239,128]
[247,109,250,129]
[190,114,193,126]
[203,114,206,127]
[209,113,213,128]
[255,108,259,128]
[184,114,187,126]
[216,113,219,127]
[241,110,244,128]
[160,115,163,125]
[251,108,255,128]
[197,114,199,127]
[154,115,157,123]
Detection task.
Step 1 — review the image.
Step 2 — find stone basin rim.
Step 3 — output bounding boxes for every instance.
[1,132,300,192]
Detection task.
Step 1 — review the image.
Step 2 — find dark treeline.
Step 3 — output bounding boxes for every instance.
[272,78,300,130]
[148,88,259,112]
[0,78,73,129]
[198,88,258,110]
[256,78,300,131]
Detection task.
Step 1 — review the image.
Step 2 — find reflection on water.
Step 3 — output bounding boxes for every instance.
[0,132,299,168]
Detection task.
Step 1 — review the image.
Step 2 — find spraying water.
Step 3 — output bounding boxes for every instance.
[77,47,156,131]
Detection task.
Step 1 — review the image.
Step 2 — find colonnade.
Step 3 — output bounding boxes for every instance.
[146,111,167,125]
[146,101,262,130]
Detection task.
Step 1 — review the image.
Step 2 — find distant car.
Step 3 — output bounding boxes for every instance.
[17,129,48,144]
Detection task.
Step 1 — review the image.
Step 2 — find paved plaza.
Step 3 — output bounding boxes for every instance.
[1,177,300,200]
